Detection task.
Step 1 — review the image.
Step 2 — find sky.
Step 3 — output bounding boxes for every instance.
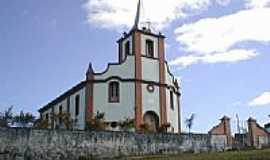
[0,0,270,133]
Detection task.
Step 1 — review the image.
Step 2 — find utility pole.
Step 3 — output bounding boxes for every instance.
[236,114,240,134]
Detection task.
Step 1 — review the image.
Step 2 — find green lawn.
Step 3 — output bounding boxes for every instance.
[123,149,270,160]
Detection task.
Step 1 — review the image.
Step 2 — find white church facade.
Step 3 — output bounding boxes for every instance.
[38,0,181,133]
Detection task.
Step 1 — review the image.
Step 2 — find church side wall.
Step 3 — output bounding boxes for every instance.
[165,64,179,133]
[41,88,86,130]
[41,108,52,128]
[165,63,174,85]
[69,88,86,130]
[166,89,179,133]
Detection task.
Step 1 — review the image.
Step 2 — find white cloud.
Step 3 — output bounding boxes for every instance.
[245,0,270,8]
[171,6,270,68]
[169,49,258,67]
[83,0,231,30]
[248,91,270,106]
[174,8,270,54]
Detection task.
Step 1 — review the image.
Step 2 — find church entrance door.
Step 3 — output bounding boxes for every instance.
[143,111,159,132]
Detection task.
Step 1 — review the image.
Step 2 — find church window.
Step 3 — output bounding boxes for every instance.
[75,95,80,116]
[170,91,174,110]
[109,81,120,103]
[146,39,154,58]
[59,105,62,113]
[59,105,63,124]
[125,41,130,55]
[45,113,49,121]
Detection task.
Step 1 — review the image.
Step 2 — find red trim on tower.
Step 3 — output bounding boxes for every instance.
[85,76,94,123]
[134,30,143,130]
[158,37,167,126]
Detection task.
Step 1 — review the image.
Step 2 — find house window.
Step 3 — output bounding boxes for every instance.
[146,39,154,58]
[75,95,80,116]
[125,41,130,55]
[109,82,120,103]
[170,91,174,110]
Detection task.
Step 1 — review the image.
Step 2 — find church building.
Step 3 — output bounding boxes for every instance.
[38,0,181,133]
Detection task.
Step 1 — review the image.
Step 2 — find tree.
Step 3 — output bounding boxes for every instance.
[33,118,49,129]
[13,111,35,127]
[185,113,195,134]
[51,112,75,130]
[0,106,13,127]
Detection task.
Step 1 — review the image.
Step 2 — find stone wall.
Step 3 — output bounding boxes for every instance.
[0,128,227,160]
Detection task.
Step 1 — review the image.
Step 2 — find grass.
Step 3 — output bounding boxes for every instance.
[122,149,270,160]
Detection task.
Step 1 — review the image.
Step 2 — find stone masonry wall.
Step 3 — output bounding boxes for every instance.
[0,128,227,160]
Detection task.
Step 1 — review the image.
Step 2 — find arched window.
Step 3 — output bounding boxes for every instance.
[146,39,154,58]
[109,82,120,103]
[75,95,80,116]
[170,91,174,110]
[125,41,130,55]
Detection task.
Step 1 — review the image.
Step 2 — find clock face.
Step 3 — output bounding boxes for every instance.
[147,84,155,93]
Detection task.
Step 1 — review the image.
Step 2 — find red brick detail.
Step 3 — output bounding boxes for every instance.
[158,37,167,126]
[209,116,232,147]
[248,118,269,148]
[134,31,142,129]
[85,77,94,123]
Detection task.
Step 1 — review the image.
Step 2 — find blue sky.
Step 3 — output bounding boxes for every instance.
[0,0,270,133]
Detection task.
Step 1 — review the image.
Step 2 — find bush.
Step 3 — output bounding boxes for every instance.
[85,112,107,131]
[119,118,135,131]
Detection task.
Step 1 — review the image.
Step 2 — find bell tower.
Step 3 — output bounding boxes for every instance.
[117,0,179,132]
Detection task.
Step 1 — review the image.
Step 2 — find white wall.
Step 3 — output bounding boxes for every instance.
[95,56,135,80]
[53,99,68,114]
[69,88,86,130]
[141,57,159,82]
[141,83,160,118]
[165,63,174,85]
[41,108,52,128]
[93,82,135,122]
[166,89,179,133]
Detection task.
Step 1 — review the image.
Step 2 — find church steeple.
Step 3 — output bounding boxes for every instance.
[133,0,141,30]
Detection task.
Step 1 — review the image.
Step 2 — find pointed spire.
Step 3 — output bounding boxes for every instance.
[86,62,94,80]
[133,0,141,29]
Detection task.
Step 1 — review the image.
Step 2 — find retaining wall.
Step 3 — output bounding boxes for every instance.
[0,128,227,160]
